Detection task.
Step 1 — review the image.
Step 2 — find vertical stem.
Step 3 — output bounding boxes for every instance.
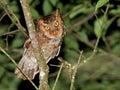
[20,0,50,90]
[52,63,63,90]
[70,51,83,90]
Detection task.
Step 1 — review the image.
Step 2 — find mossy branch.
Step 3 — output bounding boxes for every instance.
[20,0,50,90]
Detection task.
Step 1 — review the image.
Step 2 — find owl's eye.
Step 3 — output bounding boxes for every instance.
[45,26,50,30]
[54,20,59,26]
[43,23,49,30]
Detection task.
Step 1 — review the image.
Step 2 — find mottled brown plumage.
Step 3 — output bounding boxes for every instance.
[14,9,65,80]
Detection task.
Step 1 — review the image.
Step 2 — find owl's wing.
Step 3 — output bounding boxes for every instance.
[45,39,62,63]
[55,46,61,57]
[14,45,39,80]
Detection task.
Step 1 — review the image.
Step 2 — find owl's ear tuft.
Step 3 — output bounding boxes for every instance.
[55,9,61,17]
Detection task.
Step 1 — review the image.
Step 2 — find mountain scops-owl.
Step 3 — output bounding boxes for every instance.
[15,9,65,80]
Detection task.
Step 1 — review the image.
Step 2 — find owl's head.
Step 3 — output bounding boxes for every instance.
[37,9,65,39]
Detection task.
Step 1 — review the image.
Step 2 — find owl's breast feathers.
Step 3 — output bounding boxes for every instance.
[37,35,62,62]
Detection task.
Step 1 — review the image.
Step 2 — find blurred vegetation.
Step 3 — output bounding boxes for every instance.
[0,0,120,90]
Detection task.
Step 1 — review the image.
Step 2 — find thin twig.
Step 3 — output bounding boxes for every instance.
[70,51,83,90]
[52,63,63,90]
[0,29,19,36]
[73,32,120,60]
[0,46,39,90]
[0,12,6,21]
[58,57,72,79]
[68,11,97,33]
[78,5,110,67]
[77,28,100,67]
[0,2,28,37]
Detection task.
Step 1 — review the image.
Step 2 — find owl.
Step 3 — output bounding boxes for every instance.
[14,9,65,80]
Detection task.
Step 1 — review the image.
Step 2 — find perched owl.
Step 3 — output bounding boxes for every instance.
[14,9,65,80]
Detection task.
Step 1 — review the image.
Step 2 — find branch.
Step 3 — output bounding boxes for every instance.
[70,51,83,90]
[20,0,50,90]
[0,46,38,90]
[0,1,28,37]
[52,63,63,90]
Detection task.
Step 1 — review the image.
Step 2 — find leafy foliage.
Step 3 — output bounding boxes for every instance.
[0,0,120,90]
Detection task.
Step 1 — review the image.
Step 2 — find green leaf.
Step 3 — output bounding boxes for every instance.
[0,39,5,47]
[64,35,79,51]
[112,44,120,56]
[109,9,120,15]
[12,39,24,48]
[30,7,40,18]
[95,0,109,11]
[43,0,52,15]
[27,0,33,4]
[102,17,115,37]
[10,4,19,13]
[110,31,120,47]
[69,5,94,19]
[10,1,19,12]
[57,2,63,11]
[5,63,15,70]
[9,1,20,18]
[77,31,89,42]
[0,66,4,78]
[94,16,114,38]
[49,0,58,6]
[64,48,79,64]
[94,16,104,38]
